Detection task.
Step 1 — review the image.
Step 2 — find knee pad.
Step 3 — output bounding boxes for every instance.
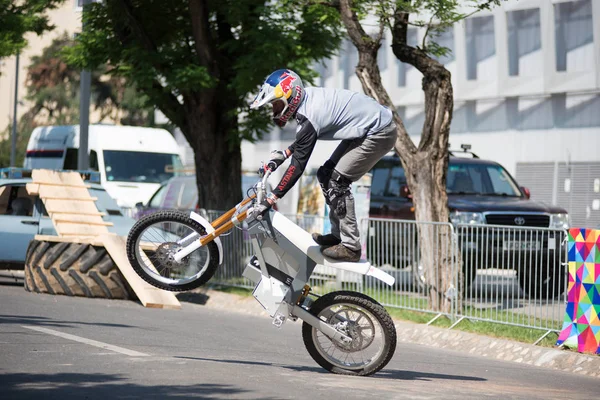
[327,170,352,218]
[317,161,335,205]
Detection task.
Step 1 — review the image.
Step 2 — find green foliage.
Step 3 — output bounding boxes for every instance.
[0,0,65,59]
[27,33,156,126]
[366,0,504,57]
[63,0,343,141]
[0,110,38,168]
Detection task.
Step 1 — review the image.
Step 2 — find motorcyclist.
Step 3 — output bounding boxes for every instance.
[250,69,396,262]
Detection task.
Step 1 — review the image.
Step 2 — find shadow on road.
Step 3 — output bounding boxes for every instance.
[0,372,264,400]
[176,291,209,305]
[376,369,487,382]
[175,355,324,373]
[0,315,135,329]
[175,356,487,382]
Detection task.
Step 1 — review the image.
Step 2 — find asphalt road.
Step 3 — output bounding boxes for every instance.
[0,283,597,400]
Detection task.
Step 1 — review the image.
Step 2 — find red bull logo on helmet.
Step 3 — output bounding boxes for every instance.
[277,71,296,99]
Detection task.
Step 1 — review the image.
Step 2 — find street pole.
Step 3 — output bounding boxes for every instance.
[10,51,20,167]
[78,0,92,170]
[78,70,91,170]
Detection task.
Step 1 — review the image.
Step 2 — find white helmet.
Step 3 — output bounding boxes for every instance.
[250,69,305,127]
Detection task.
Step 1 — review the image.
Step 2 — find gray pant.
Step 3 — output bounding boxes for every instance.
[327,122,397,251]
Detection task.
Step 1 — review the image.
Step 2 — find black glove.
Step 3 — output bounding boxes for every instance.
[267,150,287,171]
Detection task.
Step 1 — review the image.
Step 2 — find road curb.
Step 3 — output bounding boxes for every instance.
[189,288,600,378]
[393,322,600,378]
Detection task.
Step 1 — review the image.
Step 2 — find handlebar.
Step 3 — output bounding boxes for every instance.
[256,168,272,205]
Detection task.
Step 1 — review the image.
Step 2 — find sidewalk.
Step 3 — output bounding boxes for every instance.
[184,288,600,379]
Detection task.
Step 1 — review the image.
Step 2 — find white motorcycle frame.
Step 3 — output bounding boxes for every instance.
[175,170,395,344]
[242,209,395,335]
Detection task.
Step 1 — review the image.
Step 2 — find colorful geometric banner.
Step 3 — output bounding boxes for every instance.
[556,228,600,354]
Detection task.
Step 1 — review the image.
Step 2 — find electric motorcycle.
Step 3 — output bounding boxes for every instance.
[126,167,397,375]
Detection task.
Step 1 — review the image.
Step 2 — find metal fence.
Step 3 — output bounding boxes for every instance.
[126,208,568,341]
[456,224,567,338]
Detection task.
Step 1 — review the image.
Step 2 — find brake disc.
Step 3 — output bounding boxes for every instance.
[154,242,188,273]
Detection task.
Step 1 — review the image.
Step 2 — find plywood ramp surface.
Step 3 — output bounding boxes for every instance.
[28,169,108,237]
[32,169,90,187]
[29,169,180,309]
[101,234,181,309]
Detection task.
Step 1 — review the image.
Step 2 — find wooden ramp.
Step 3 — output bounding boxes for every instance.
[27,169,180,309]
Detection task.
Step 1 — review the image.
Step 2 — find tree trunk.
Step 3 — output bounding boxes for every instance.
[393,49,460,313]
[338,0,461,312]
[181,94,242,211]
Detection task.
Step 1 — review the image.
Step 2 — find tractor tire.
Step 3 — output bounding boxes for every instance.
[24,239,133,300]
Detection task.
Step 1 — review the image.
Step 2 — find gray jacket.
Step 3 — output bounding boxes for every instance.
[272,87,393,198]
[297,87,393,140]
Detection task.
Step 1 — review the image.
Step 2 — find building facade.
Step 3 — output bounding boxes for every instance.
[0,1,85,138]
[242,0,600,228]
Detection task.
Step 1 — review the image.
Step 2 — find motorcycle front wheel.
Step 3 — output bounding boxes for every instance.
[126,210,220,291]
[302,291,397,376]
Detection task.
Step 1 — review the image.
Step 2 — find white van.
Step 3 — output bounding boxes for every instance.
[24,124,183,208]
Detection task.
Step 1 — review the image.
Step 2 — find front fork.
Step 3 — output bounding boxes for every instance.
[291,304,352,345]
[290,286,352,345]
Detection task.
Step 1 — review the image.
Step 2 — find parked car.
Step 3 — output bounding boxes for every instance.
[368,149,570,298]
[0,168,135,270]
[134,173,275,218]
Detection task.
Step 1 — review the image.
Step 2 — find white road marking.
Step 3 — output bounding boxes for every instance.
[22,325,150,357]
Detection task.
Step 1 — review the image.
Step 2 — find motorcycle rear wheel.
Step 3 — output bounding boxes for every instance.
[302,291,397,376]
[126,210,219,291]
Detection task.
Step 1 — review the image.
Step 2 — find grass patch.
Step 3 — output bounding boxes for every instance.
[209,284,560,348]
[384,306,558,347]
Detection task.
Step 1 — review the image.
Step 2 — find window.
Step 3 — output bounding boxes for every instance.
[148,185,168,208]
[0,185,36,216]
[447,164,484,194]
[63,148,101,171]
[512,97,554,130]
[487,166,521,196]
[103,151,182,184]
[507,8,541,76]
[467,100,510,132]
[63,148,78,170]
[465,16,496,80]
[432,28,455,65]
[89,150,99,171]
[451,103,469,133]
[554,0,594,72]
[447,163,520,196]
[370,159,407,198]
[551,93,600,128]
[179,178,198,209]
